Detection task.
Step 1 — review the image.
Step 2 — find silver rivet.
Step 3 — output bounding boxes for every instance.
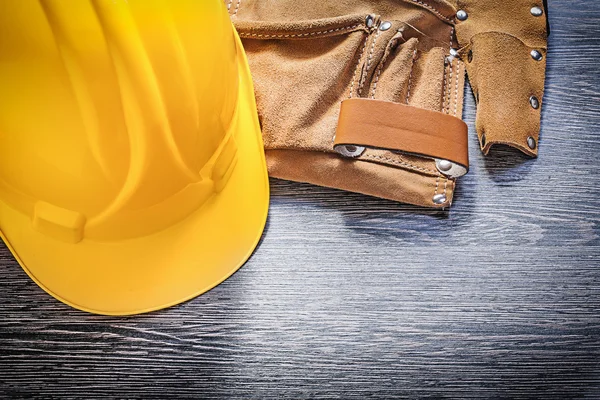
[481,133,486,147]
[531,49,543,61]
[365,15,375,28]
[530,6,544,17]
[529,95,540,109]
[379,21,392,31]
[437,160,453,172]
[336,145,365,158]
[527,137,537,150]
[456,10,468,21]
[433,194,447,205]
[450,48,459,57]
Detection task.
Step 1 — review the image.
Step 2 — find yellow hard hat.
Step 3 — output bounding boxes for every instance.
[0,0,269,315]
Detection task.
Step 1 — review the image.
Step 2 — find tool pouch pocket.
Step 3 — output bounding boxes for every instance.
[234,11,468,208]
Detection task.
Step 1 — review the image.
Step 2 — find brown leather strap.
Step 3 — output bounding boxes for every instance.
[334,98,469,170]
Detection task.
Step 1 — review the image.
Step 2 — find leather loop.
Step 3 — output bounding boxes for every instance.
[333,98,469,171]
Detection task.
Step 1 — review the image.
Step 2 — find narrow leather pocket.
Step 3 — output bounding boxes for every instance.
[234,15,372,152]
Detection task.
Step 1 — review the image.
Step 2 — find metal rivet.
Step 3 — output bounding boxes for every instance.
[456,10,468,21]
[450,48,459,58]
[529,95,540,109]
[468,49,473,63]
[481,133,486,147]
[433,194,447,205]
[365,15,375,28]
[336,145,365,158]
[530,6,544,17]
[437,160,453,172]
[379,21,392,31]
[531,49,543,61]
[527,137,537,150]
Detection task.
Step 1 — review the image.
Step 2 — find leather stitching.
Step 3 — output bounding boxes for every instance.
[231,0,241,17]
[405,49,418,104]
[363,154,438,175]
[447,60,454,113]
[370,38,400,99]
[443,177,448,198]
[348,33,370,99]
[358,29,381,96]
[405,0,454,24]
[238,23,363,39]
[442,56,449,113]
[453,60,461,116]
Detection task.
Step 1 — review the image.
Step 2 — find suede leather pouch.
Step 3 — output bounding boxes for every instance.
[226,0,548,208]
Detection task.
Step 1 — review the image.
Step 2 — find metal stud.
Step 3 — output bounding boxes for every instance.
[379,21,392,31]
[336,145,365,158]
[437,160,453,172]
[433,194,447,205]
[456,10,468,21]
[529,95,540,109]
[530,6,544,17]
[531,49,543,61]
[527,137,537,150]
[365,15,375,28]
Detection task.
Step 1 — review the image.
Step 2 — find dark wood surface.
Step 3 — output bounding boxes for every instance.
[1,1,599,398]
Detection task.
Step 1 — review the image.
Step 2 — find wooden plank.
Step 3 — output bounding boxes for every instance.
[0,0,599,397]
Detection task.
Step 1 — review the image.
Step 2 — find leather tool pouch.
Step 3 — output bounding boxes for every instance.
[234,10,468,208]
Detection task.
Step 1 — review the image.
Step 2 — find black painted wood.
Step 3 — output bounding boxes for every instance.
[1,1,599,398]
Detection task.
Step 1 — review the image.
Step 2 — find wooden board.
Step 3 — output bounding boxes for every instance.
[1,1,599,398]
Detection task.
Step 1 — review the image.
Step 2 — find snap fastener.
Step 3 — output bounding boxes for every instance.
[365,15,375,28]
[468,49,473,63]
[530,6,544,16]
[336,145,365,158]
[437,160,453,172]
[379,21,392,31]
[433,194,447,205]
[530,95,540,109]
[527,137,537,150]
[456,10,468,21]
[531,49,543,61]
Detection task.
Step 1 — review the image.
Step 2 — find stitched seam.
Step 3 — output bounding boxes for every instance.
[238,24,362,39]
[363,154,438,175]
[434,176,440,198]
[226,0,233,11]
[405,49,418,104]
[443,178,448,198]
[358,29,381,96]
[446,59,454,114]
[349,34,370,99]
[406,0,454,24]
[454,61,461,116]
[231,0,241,17]
[370,38,399,99]
[442,56,449,113]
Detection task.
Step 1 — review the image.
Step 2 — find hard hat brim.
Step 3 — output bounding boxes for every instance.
[0,29,269,316]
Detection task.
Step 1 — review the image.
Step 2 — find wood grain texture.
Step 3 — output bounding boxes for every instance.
[1,1,599,398]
